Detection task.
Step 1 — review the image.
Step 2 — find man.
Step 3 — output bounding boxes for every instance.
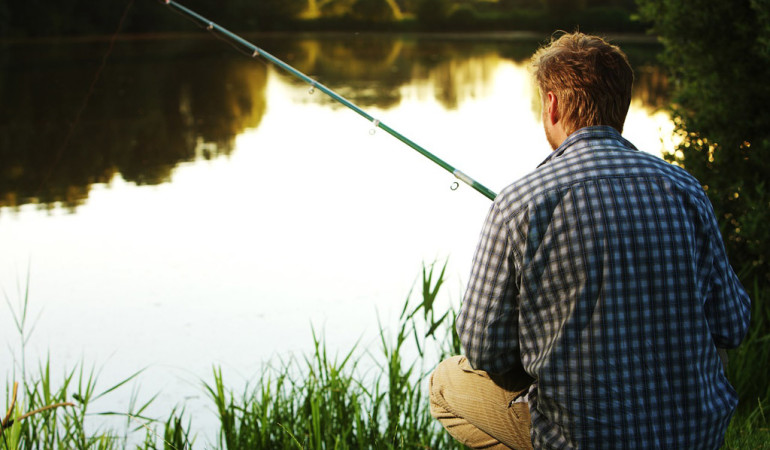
[429,32,751,449]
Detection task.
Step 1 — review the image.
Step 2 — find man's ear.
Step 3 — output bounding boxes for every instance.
[546,91,559,125]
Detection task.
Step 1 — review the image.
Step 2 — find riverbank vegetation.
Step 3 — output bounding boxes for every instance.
[3,261,769,448]
[2,262,464,448]
[1,0,645,38]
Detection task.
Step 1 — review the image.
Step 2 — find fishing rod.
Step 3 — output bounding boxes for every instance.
[161,0,497,201]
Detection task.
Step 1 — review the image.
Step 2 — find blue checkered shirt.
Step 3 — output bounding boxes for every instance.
[457,126,751,449]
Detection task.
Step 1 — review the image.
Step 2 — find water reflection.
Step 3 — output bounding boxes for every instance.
[0,35,666,213]
[0,38,267,211]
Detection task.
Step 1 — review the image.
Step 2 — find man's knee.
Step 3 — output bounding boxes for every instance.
[429,355,465,417]
[432,355,465,385]
[429,355,534,450]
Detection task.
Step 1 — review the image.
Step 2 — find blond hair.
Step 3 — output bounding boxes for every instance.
[532,32,634,134]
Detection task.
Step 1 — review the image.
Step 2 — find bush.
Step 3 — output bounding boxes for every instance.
[416,0,451,29]
[447,5,478,28]
[351,0,396,22]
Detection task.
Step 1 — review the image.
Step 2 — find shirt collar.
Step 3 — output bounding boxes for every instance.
[537,126,636,168]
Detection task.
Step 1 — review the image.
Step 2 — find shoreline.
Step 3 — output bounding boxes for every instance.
[0,30,660,46]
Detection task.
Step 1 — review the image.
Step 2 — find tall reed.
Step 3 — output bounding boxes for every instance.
[205,259,464,449]
[723,279,770,448]
[1,273,184,450]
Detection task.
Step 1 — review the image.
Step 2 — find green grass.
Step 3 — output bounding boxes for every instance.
[1,261,462,449]
[202,260,463,449]
[3,260,769,448]
[723,277,770,449]
[1,271,179,449]
[725,399,770,449]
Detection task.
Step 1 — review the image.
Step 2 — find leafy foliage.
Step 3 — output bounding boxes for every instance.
[351,0,397,22]
[416,0,452,27]
[636,0,770,284]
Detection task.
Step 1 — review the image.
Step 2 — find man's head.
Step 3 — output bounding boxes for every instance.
[531,32,634,148]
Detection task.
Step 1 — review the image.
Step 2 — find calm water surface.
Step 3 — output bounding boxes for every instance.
[0,34,672,440]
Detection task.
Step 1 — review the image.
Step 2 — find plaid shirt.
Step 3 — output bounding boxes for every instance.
[457,126,751,449]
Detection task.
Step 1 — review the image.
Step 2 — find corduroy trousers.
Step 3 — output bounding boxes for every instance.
[429,356,534,450]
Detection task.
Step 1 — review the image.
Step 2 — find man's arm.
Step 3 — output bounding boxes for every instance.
[456,201,522,374]
[701,202,751,349]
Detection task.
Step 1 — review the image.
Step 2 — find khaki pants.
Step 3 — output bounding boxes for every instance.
[429,356,534,450]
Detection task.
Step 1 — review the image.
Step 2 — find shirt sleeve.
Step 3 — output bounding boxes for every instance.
[701,201,751,349]
[456,201,522,374]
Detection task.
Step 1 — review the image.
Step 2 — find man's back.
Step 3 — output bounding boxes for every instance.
[457,126,751,448]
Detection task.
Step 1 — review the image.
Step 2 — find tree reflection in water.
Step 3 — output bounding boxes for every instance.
[0,34,666,212]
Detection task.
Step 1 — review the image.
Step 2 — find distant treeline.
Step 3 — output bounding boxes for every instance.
[1,0,646,38]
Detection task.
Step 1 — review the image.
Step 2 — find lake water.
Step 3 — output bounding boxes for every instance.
[0,33,673,442]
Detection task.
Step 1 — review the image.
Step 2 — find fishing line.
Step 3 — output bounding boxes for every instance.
[161,0,497,201]
[36,0,136,197]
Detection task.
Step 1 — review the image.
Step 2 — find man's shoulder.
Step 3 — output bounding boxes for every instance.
[494,131,707,218]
